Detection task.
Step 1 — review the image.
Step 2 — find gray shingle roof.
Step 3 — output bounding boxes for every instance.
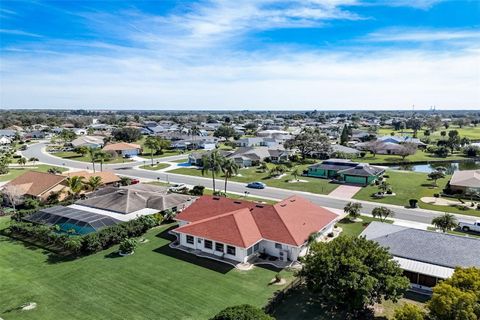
[361,222,480,268]
[337,163,384,177]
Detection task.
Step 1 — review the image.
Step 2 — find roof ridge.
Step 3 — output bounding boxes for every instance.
[272,196,302,245]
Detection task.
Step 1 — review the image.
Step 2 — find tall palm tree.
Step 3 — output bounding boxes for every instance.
[344,202,362,221]
[17,157,26,167]
[144,136,159,166]
[291,167,300,181]
[87,147,98,173]
[86,176,103,191]
[432,213,458,233]
[66,176,84,199]
[95,151,110,172]
[201,150,224,194]
[222,158,239,194]
[190,126,201,149]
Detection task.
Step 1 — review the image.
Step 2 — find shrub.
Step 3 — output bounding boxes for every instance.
[210,304,274,320]
[119,238,137,254]
[434,193,440,198]
[190,185,205,196]
[409,199,418,208]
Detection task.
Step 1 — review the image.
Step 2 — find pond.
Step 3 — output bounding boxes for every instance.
[387,161,480,174]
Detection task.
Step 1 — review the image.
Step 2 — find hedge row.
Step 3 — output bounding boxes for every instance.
[7,215,161,256]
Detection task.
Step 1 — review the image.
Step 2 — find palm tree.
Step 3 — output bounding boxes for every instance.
[258,161,268,173]
[222,158,239,194]
[29,157,39,165]
[201,150,224,194]
[95,151,110,172]
[378,181,391,194]
[144,136,159,166]
[189,126,201,149]
[344,202,362,221]
[291,167,300,181]
[371,206,394,222]
[66,176,84,199]
[48,167,62,175]
[86,176,103,191]
[17,157,26,167]
[87,147,98,173]
[432,213,458,233]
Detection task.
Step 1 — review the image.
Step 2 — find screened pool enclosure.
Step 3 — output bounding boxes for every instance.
[25,206,120,235]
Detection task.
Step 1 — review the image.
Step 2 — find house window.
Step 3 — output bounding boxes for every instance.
[215,242,224,252]
[247,247,253,255]
[197,238,202,244]
[254,243,260,252]
[186,235,194,244]
[275,243,282,249]
[205,240,212,249]
[226,246,236,256]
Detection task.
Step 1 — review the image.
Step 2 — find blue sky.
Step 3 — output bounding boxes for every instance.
[1,0,479,110]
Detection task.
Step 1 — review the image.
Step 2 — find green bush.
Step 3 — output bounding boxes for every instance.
[210,304,274,320]
[119,238,137,254]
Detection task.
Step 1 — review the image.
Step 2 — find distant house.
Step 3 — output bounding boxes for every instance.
[63,171,120,186]
[102,142,141,157]
[71,136,105,149]
[378,136,426,148]
[235,137,263,147]
[0,129,17,138]
[361,222,480,290]
[449,170,480,194]
[228,147,289,167]
[188,150,232,166]
[173,195,339,264]
[72,128,87,135]
[2,171,67,202]
[0,136,11,145]
[309,144,361,159]
[25,130,46,139]
[306,159,384,185]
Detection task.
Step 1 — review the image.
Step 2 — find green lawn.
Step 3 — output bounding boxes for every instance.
[0,165,67,182]
[169,164,339,195]
[377,125,480,141]
[355,150,468,165]
[139,163,171,171]
[337,216,393,237]
[353,170,480,217]
[53,151,130,164]
[271,285,427,320]
[136,136,185,158]
[0,218,293,320]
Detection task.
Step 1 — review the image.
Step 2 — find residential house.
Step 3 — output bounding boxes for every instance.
[24,184,196,235]
[0,136,11,145]
[378,136,427,148]
[449,170,480,195]
[25,130,46,139]
[2,171,67,202]
[71,136,105,149]
[188,150,232,166]
[102,142,141,157]
[235,137,264,147]
[228,147,289,167]
[306,159,384,185]
[174,195,339,263]
[0,129,17,138]
[361,222,480,290]
[63,171,120,186]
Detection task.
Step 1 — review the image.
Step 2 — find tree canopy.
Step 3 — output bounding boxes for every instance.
[284,128,331,159]
[300,235,409,315]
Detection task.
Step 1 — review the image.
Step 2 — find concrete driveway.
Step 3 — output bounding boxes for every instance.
[328,185,362,199]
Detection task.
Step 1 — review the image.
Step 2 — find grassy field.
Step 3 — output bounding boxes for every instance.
[271,286,427,320]
[136,136,185,158]
[169,164,339,195]
[377,125,480,141]
[0,218,293,320]
[53,151,129,164]
[337,216,393,237]
[139,163,171,171]
[353,170,480,217]
[0,165,67,182]
[356,150,468,164]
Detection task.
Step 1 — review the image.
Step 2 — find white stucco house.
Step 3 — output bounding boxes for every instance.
[173,195,339,263]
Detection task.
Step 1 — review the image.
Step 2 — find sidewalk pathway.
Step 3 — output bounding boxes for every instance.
[328,185,362,199]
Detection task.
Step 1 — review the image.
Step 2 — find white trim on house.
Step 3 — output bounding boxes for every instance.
[393,257,454,280]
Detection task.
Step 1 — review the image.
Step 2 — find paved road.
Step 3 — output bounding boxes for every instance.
[23,142,477,225]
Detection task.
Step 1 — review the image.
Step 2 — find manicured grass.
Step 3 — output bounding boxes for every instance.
[353,170,480,217]
[377,125,480,141]
[139,163,170,171]
[0,219,293,320]
[426,227,480,239]
[355,150,468,164]
[169,164,339,195]
[271,285,426,320]
[136,136,185,158]
[337,216,393,237]
[172,158,189,163]
[0,165,67,182]
[53,151,129,164]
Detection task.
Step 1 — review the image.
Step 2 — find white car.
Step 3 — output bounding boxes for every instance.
[459,221,480,233]
[168,183,187,192]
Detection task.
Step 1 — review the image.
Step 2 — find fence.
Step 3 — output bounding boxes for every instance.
[264,277,303,314]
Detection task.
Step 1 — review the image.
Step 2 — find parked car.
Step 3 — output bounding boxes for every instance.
[20,145,28,151]
[459,220,480,233]
[124,154,133,159]
[130,178,140,185]
[169,183,187,192]
[247,181,266,189]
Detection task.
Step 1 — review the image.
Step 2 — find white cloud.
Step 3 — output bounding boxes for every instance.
[0,29,41,37]
[1,46,479,109]
[365,28,480,42]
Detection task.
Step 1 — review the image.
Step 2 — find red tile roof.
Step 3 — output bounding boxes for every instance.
[174,195,338,248]
[102,142,140,151]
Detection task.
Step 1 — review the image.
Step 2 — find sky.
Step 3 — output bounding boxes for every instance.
[0,0,479,110]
